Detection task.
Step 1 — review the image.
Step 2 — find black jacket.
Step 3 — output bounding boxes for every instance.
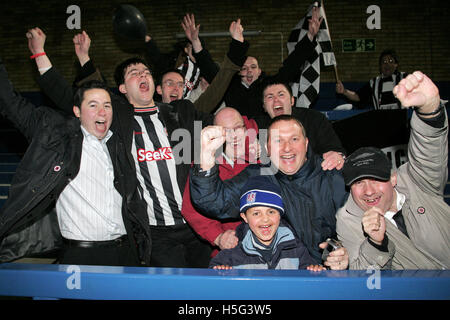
[254,107,346,156]
[222,36,318,119]
[38,66,214,201]
[0,61,151,264]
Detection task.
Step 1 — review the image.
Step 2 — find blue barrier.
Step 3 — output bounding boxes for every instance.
[0,263,448,300]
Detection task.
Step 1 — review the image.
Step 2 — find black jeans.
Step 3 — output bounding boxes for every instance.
[149,223,212,268]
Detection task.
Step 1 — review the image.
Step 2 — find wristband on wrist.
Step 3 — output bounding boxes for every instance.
[414,103,443,116]
[30,52,46,59]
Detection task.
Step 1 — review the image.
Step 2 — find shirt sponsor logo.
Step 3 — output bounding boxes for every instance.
[137,147,173,162]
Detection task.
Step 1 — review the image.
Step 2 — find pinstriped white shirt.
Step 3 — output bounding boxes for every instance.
[56,126,126,241]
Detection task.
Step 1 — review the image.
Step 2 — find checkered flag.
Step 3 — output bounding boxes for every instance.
[287,1,336,108]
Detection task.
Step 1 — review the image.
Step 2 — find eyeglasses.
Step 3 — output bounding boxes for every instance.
[224,125,245,134]
[163,80,185,89]
[382,58,396,65]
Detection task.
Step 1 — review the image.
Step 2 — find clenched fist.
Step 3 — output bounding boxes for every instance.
[200,125,225,171]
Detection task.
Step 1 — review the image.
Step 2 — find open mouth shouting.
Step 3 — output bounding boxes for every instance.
[272,105,285,117]
[93,119,110,138]
[169,92,179,102]
[139,80,149,92]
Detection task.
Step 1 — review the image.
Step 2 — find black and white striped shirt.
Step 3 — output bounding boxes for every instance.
[132,106,185,226]
[370,71,407,110]
[178,56,200,99]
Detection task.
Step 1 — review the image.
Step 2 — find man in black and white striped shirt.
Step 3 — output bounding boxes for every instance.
[336,49,407,110]
[36,18,247,267]
[111,18,249,267]
[107,52,215,267]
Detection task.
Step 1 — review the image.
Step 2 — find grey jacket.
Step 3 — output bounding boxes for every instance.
[336,107,450,270]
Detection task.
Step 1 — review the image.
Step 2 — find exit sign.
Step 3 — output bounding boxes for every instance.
[342,39,376,52]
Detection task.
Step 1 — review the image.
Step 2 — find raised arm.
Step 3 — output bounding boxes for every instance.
[0,58,43,140]
[393,71,448,195]
[181,13,202,54]
[27,28,75,115]
[72,31,104,85]
[182,13,219,83]
[26,27,52,74]
[193,18,248,113]
[189,126,249,219]
[73,30,91,67]
[307,6,323,41]
[273,9,321,84]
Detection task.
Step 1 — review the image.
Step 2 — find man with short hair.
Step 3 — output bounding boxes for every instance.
[221,7,322,118]
[0,59,150,266]
[181,107,259,257]
[155,16,249,114]
[31,28,213,267]
[30,20,248,267]
[190,114,349,268]
[336,49,407,110]
[156,69,186,104]
[336,71,449,269]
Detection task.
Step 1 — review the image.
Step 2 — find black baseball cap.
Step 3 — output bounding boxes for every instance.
[342,147,392,186]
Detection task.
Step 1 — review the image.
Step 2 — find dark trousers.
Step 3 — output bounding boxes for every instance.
[149,223,212,268]
[58,239,140,266]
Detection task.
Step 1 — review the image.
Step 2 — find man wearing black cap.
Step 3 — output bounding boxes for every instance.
[336,71,450,270]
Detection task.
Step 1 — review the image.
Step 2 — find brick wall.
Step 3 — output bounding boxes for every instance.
[1,0,449,92]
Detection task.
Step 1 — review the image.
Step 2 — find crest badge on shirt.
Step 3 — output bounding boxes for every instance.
[246,192,256,204]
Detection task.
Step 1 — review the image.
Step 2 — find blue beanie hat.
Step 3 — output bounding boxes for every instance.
[239,176,284,214]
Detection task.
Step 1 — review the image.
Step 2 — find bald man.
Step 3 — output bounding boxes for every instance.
[181,107,259,257]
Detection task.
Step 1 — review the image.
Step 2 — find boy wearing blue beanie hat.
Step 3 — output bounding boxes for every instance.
[209,176,324,271]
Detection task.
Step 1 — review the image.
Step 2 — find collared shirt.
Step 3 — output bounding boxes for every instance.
[241,80,250,89]
[56,126,126,241]
[384,189,406,228]
[221,152,235,168]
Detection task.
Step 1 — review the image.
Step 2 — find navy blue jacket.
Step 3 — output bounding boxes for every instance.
[190,147,348,263]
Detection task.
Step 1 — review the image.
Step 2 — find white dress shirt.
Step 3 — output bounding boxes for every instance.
[384,190,406,228]
[56,126,126,241]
